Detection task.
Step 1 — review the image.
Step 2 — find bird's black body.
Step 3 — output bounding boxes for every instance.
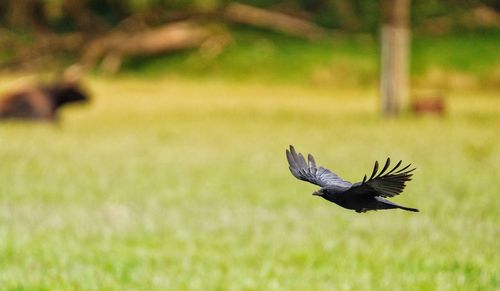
[286,145,418,213]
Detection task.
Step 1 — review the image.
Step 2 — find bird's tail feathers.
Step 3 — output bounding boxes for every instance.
[375,197,419,212]
[397,205,419,212]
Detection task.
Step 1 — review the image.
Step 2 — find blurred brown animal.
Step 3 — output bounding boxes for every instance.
[0,81,88,121]
[411,97,445,115]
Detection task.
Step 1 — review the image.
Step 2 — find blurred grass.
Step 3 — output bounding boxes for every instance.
[121,29,499,89]
[412,31,500,74]
[121,28,377,85]
[0,77,499,290]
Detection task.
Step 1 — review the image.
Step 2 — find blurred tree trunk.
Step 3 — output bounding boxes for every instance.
[380,0,410,117]
[81,21,218,74]
[224,3,326,40]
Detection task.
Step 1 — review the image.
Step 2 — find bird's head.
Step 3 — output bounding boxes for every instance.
[312,189,325,197]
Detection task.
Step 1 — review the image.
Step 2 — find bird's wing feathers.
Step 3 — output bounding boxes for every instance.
[351,158,415,197]
[286,145,352,188]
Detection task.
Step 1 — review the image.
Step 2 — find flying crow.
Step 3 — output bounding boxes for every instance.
[286,145,418,213]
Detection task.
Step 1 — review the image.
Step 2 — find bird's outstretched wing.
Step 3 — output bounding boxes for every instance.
[350,158,415,197]
[286,145,352,188]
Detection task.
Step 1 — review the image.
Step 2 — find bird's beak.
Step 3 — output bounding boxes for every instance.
[312,190,321,196]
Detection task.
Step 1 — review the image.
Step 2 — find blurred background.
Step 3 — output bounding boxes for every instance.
[0,0,498,89]
[0,0,499,290]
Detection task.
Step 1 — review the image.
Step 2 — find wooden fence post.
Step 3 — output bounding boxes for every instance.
[380,0,410,116]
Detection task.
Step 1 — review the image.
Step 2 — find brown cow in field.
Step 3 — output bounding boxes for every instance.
[0,80,89,121]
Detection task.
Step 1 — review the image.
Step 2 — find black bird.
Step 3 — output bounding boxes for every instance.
[286,145,418,213]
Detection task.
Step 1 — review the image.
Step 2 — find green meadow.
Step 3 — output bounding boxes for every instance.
[0,78,498,290]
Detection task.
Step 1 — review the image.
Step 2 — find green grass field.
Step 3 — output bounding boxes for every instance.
[0,78,499,290]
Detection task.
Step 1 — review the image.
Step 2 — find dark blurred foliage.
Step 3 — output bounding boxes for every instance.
[0,0,497,34]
